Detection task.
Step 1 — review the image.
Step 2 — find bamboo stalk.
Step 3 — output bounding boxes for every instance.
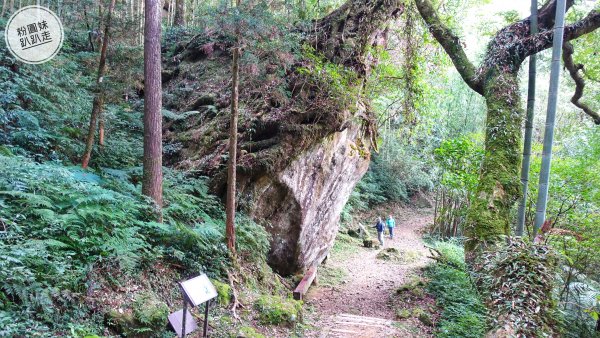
[533,0,567,237]
[516,0,539,236]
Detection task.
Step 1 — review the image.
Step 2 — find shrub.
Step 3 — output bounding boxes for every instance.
[425,241,487,337]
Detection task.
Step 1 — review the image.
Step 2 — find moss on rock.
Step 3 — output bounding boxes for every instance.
[414,308,434,327]
[254,295,303,326]
[376,248,421,263]
[210,278,232,306]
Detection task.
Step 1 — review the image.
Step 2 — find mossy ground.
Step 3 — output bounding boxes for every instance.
[376,247,422,263]
[254,295,303,326]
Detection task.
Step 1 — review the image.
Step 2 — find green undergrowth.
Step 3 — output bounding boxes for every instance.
[317,266,347,287]
[424,240,487,337]
[0,34,143,168]
[330,230,362,257]
[0,154,270,336]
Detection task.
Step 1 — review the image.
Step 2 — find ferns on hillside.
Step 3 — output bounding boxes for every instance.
[0,155,269,335]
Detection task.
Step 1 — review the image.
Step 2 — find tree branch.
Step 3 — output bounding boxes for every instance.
[415,0,482,95]
[535,0,575,31]
[520,9,600,59]
[562,41,600,125]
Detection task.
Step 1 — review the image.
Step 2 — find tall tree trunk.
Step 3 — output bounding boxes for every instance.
[225,0,241,255]
[174,0,185,26]
[142,0,163,216]
[516,0,539,237]
[82,0,117,169]
[464,71,523,252]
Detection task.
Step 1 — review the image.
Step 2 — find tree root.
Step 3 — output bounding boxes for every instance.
[227,269,243,320]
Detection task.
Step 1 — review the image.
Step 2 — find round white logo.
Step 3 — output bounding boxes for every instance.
[4,5,64,64]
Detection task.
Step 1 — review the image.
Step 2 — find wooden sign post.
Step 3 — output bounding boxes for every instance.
[169,274,218,338]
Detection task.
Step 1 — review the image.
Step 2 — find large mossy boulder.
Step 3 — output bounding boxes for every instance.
[161,0,404,276]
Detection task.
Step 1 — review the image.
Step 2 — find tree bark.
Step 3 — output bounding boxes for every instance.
[307,0,404,76]
[464,71,523,252]
[142,0,163,216]
[1,0,7,17]
[82,0,117,169]
[174,0,185,26]
[226,0,241,255]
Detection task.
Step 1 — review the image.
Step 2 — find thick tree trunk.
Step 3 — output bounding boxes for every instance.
[142,0,163,215]
[308,0,403,75]
[174,0,185,26]
[82,0,116,169]
[465,71,523,253]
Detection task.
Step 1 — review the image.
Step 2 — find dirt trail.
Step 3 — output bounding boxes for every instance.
[304,207,434,338]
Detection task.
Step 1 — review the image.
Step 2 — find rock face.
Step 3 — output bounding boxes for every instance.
[250,126,369,274]
[161,0,403,275]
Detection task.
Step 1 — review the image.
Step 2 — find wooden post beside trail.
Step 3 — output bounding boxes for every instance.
[293,266,318,301]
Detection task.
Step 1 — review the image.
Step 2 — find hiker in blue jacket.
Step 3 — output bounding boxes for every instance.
[373,217,385,246]
[386,214,396,239]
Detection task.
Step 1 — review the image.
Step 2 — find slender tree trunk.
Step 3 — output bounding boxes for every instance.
[82,0,116,169]
[142,0,163,217]
[534,0,567,237]
[516,0,538,236]
[174,0,184,26]
[98,115,105,147]
[225,0,241,254]
[138,0,144,45]
[1,0,7,17]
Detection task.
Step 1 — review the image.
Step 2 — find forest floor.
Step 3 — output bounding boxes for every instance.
[303,205,437,338]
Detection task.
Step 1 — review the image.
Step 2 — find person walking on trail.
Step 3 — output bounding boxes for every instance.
[373,217,385,246]
[386,214,396,239]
